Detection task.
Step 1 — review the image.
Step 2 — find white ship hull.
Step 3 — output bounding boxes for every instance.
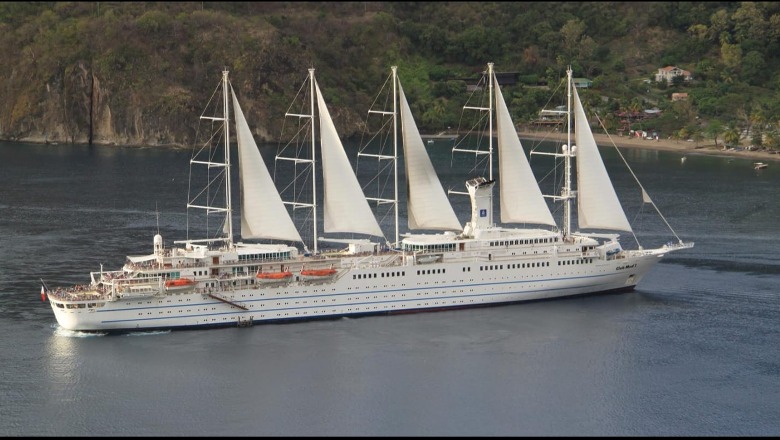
[48,248,665,332]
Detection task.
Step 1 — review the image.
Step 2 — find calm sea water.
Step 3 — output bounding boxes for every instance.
[0,140,778,436]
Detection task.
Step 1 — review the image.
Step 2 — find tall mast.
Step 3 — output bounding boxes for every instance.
[361,67,400,247]
[222,69,234,245]
[222,70,233,246]
[185,70,235,246]
[564,67,573,238]
[486,62,494,227]
[450,61,495,216]
[392,66,399,247]
[487,62,494,181]
[309,68,318,254]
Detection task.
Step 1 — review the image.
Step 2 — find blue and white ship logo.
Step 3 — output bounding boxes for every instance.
[480,209,487,217]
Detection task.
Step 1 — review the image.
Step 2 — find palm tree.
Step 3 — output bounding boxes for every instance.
[723,123,740,148]
[705,120,724,149]
[690,125,704,148]
[749,108,765,147]
[763,124,780,152]
[677,127,689,144]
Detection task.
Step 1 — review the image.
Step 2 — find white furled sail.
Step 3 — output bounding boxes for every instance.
[573,86,633,232]
[315,81,384,237]
[232,90,303,242]
[398,84,462,231]
[494,78,557,226]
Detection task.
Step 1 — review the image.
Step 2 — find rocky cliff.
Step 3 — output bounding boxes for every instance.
[0,3,387,148]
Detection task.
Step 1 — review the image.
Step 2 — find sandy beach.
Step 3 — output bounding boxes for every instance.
[518,129,780,164]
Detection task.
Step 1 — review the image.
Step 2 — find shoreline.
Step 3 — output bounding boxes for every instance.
[517,129,780,164]
[8,129,780,165]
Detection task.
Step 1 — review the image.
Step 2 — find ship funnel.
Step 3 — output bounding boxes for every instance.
[461,177,495,237]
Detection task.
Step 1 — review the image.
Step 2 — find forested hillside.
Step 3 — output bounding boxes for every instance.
[1,1,779,148]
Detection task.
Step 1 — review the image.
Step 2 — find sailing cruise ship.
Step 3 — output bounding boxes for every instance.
[42,64,693,333]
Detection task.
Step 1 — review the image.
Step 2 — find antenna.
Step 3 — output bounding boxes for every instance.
[156,202,160,235]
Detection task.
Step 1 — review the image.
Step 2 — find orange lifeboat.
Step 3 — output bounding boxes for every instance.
[164,278,197,292]
[300,268,337,277]
[256,271,293,281]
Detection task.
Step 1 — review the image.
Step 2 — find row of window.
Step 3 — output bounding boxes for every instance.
[237,252,292,262]
[138,271,181,279]
[402,243,457,252]
[353,268,449,279]
[489,237,558,246]
[353,271,406,280]
[417,268,446,275]
[58,302,105,309]
[348,257,592,279]
[480,261,551,271]
[558,258,592,265]
[401,237,561,253]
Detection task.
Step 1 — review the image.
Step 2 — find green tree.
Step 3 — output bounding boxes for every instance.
[763,125,779,151]
[560,18,586,60]
[690,125,704,147]
[741,50,767,86]
[705,120,724,149]
[677,126,689,141]
[720,42,742,82]
[708,9,732,42]
[731,1,767,51]
[749,108,765,147]
[723,122,740,147]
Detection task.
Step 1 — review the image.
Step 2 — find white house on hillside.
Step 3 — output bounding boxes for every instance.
[655,66,692,83]
[573,78,592,88]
